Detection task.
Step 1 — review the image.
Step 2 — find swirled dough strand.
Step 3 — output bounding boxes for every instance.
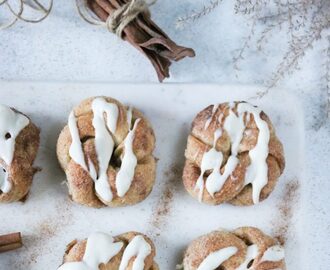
[0,105,29,194]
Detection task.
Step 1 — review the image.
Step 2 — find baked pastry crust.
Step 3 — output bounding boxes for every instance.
[183,102,285,206]
[60,231,158,270]
[57,96,156,208]
[182,227,286,270]
[0,107,40,203]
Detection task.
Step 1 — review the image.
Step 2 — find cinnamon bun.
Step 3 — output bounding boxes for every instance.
[0,105,40,203]
[58,231,158,270]
[57,96,156,208]
[183,102,285,206]
[182,227,286,270]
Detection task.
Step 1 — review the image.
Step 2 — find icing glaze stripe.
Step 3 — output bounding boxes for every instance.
[197,246,237,270]
[195,129,223,201]
[119,235,152,270]
[237,103,270,204]
[116,118,141,197]
[197,244,284,270]
[91,98,119,202]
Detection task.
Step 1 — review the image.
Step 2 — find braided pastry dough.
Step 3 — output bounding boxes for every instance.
[58,231,158,270]
[182,227,285,270]
[183,102,285,206]
[0,105,40,203]
[57,96,156,208]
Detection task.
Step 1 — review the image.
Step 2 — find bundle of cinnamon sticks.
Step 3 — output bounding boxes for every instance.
[86,0,195,81]
[0,232,22,253]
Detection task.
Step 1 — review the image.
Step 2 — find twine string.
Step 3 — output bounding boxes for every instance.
[0,0,52,30]
[106,0,156,38]
[76,0,156,38]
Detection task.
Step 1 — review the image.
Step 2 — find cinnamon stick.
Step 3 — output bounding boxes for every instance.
[87,0,195,82]
[0,232,23,253]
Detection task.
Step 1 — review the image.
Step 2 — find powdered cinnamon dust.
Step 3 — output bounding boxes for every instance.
[11,199,73,269]
[150,163,182,231]
[272,178,300,245]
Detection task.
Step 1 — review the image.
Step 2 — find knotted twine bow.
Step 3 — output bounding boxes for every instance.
[76,0,156,38]
[106,0,156,38]
[0,0,53,30]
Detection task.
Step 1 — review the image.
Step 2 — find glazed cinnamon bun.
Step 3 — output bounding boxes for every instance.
[57,96,156,208]
[181,227,285,270]
[58,231,158,270]
[0,105,40,203]
[183,102,285,206]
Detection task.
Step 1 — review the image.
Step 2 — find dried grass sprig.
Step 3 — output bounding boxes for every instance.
[176,0,222,29]
[177,0,330,108]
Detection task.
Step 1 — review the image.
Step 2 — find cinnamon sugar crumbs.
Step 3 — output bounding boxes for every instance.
[150,163,182,230]
[12,199,73,269]
[272,179,300,245]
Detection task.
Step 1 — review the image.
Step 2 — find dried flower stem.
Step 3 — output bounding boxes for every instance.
[176,0,222,28]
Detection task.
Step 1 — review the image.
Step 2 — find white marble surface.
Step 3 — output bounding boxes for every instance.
[0,0,329,269]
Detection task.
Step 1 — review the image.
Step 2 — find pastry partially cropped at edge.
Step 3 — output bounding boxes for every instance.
[181,227,286,270]
[183,101,285,206]
[56,96,156,208]
[0,105,40,203]
[58,231,159,270]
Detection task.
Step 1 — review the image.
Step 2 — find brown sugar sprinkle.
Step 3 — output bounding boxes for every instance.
[272,178,300,245]
[150,163,183,231]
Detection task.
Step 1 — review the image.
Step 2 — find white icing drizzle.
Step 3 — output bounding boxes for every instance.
[236,103,270,204]
[195,129,223,201]
[197,246,238,270]
[68,97,141,203]
[197,244,284,270]
[204,104,219,130]
[235,245,259,270]
[68,112,88,171]
[0,105,29,194]
[260,245,285,262]
[116,118,140,197]
[91,98,119,202]
[194,102,270,204]
[58,232,123,270]
[236,244,284,270]
[68,98,119,202]
[119,235,152,270]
